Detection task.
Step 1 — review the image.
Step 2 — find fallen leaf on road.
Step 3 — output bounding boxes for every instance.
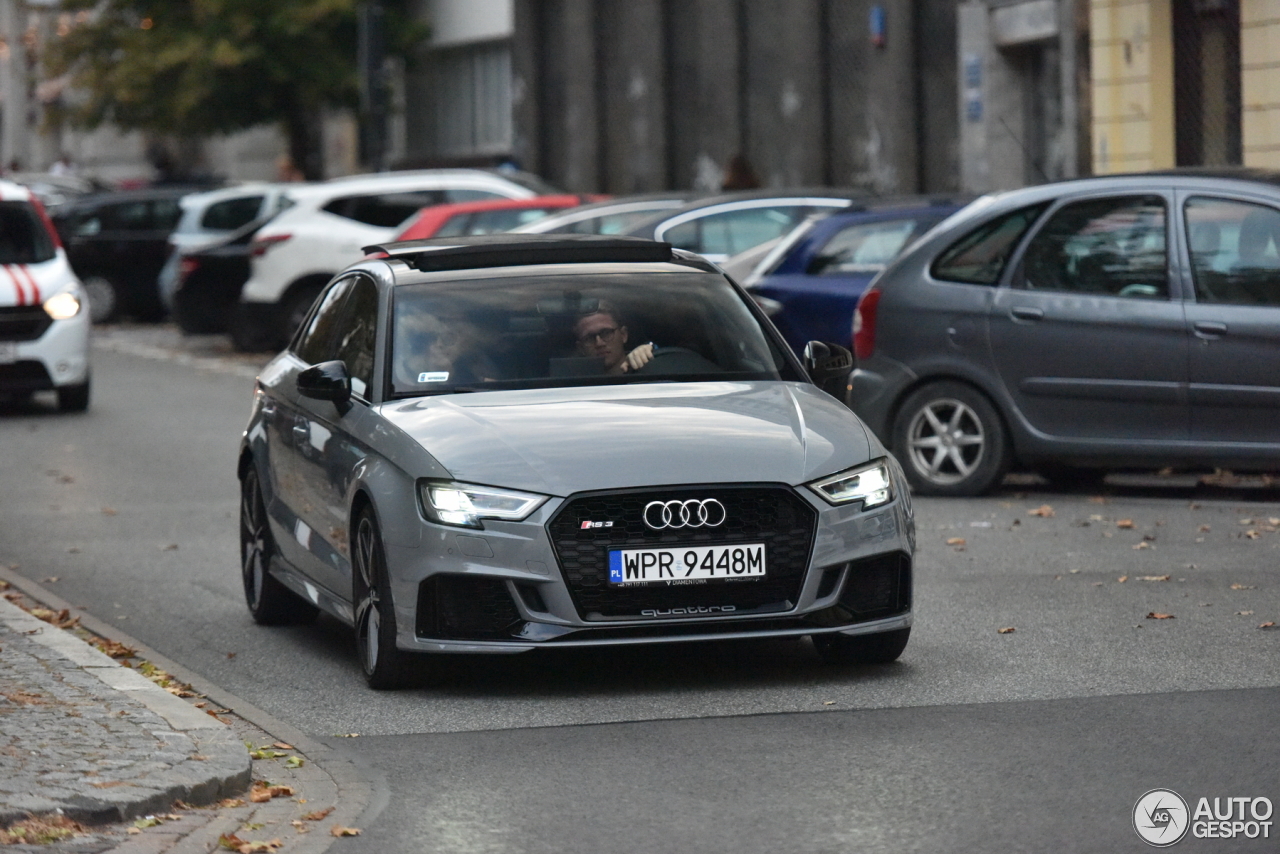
[1028,505,1054,517]
[1230,583,1257,590]
[330,827,362,837]
[271,742,294,750]
[160,543,179,551]
[822,701,835,706]
[1132,542,1151,550]
[1199,525,1211,532]
[101,507,116,516]
[302,808,333,822]
[1138,575,1170,582]
[42,577,58,583]
[67,547,80,554]
[1145,612,1175,620]
[1239,518,1255,525]
[1261,622,1277,630]
[285,756,304,769]
[1243,530,1261,539]
[1118,575,1128,583]
[1116,519,1135,529]
[1089,496,1107,504]
[248,782,295,803]
[1092,582,1105,586]
[215,798,246,809]
[945,537,966,546]
[997,627,1016,634]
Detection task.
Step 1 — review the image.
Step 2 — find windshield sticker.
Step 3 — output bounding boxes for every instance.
[418,371,450,383]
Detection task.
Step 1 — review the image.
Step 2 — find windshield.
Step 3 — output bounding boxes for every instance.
[0,201,55,264]
[388,269,801,398]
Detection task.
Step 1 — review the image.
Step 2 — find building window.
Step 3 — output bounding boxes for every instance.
[430,42,512,157]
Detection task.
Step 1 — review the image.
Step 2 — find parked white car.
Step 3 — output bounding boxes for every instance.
[157,183,295,310]
[0,180,91,411]
[232,170,545,350]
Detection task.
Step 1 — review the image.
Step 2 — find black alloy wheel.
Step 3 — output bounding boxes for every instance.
[240,465,318,625]
[812,627,911,665]
[353,507,411,690]
[892,380,1012,497]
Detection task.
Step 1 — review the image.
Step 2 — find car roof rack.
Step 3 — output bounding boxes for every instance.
[362,234,675,272]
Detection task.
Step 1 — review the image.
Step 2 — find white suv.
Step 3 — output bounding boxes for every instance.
[233,170,543,350]
[0,180,91,411]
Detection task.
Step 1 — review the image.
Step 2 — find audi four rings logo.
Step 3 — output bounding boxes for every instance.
[643,499,727,530]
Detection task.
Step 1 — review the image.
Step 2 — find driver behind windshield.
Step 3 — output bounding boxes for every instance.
[573,303,654,374]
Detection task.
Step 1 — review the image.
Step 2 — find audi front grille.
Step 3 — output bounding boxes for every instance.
[546,485,817,621]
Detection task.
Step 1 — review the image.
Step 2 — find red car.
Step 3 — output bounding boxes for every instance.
[394,195,607,241]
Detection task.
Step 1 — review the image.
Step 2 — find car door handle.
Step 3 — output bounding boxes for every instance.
[1193,321,1227,339]
[1010,306,1044,322]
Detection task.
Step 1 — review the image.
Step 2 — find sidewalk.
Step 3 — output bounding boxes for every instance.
[0,572,371,854]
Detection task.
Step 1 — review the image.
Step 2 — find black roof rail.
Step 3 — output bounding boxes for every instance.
[363,234,675,272]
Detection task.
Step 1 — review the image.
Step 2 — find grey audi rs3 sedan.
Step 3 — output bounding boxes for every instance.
[238,234,914,688]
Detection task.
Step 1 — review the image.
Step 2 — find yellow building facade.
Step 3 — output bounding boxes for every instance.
[1092,0,1280,171]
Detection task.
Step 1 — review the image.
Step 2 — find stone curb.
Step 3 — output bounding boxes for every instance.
[0,596,250,827]
[0,567,375,854]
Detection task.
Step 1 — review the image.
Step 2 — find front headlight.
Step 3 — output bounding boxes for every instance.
[807,459,894,509]
[418,480,548,529]
[43,291,82,320]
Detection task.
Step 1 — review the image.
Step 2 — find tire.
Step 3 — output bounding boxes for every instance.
[240,466,319,625]
[892,381,1011,496]
[352,507,412,690]
[56,378,91,412]
[82,276,119,324]
[813,628,910,665]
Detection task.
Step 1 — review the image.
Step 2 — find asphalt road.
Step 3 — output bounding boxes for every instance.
[2,332,1278,852]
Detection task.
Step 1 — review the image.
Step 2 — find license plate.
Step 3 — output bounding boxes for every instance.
[608,543,766,585]
[0,342,14,364]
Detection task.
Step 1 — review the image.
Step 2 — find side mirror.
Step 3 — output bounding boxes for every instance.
[297,360,352,409]
[803,341,854,401]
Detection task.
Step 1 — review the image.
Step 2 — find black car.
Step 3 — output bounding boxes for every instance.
[53,186,207,322]
[170,215,273,335]
[850,168,1280,496]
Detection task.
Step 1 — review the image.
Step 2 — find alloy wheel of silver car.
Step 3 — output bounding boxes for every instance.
[907,397,986,485]
[240,466,317,625]
[893,381,1011,496]
[353,509,408,689]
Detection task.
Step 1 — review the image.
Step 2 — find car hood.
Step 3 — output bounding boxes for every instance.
[378,381,874,497]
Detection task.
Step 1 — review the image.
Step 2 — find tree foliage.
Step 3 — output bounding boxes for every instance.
[45,0,423,178]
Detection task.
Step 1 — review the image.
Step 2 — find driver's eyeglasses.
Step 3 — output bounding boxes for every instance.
[577,326,619,345]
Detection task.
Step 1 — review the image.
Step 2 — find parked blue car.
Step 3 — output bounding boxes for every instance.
[743,198,968,355]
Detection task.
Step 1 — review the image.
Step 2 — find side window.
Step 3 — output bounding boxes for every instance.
[1185,197,1280,306]
[293,279,352,365]
[445,189,507,203]
[152,199,183,230]
[323,192,445,227]
[201,196,264,231]
[331,277,380,399]
[662,218,698,251]
[1020,196,1168,298]
[933,203,1047,284]
[692,206,808,257]
[100,201,152,231]
[432,214,472,238]
[810,217,925,275]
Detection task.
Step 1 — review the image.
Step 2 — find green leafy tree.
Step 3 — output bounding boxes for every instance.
[45,0,423,179]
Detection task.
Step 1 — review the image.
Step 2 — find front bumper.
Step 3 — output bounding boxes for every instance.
[0,305,90,392]
[386,482,915,654]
